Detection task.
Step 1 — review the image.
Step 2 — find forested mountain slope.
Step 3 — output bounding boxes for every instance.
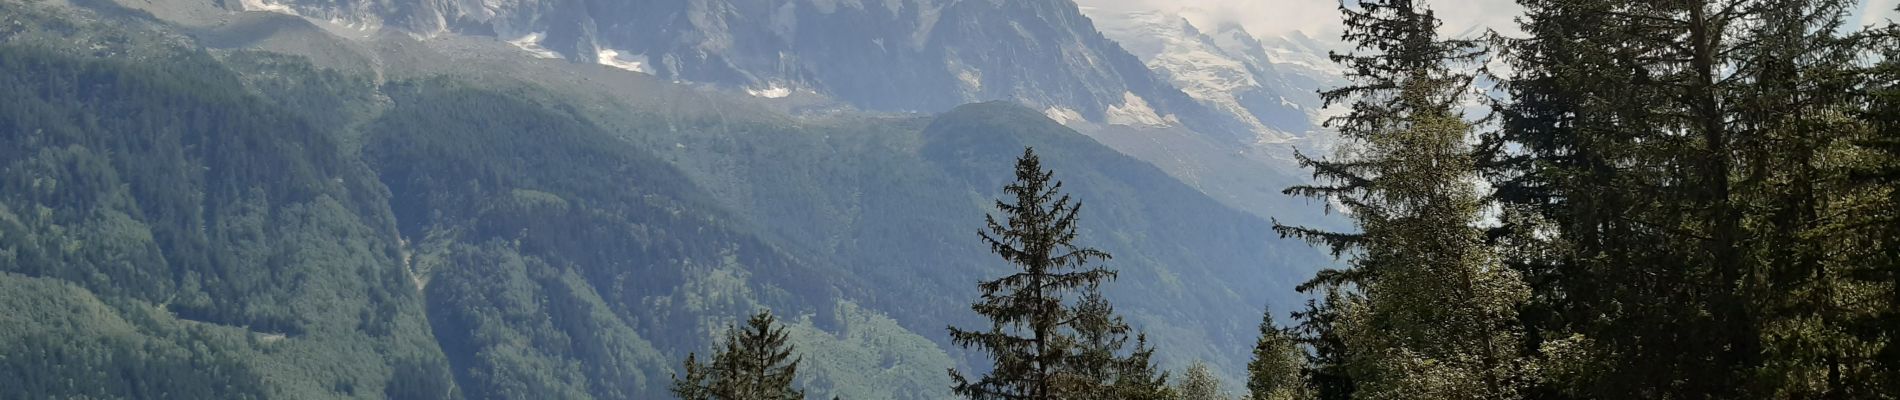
[0,2,1328,398]
[0,19,455,398]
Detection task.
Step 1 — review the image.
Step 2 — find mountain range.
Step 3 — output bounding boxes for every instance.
[0,0,1348,398]
[217,0,1343,145]
[199,0,1353,224]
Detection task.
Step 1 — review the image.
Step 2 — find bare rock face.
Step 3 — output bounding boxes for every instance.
[231,0,1261,142]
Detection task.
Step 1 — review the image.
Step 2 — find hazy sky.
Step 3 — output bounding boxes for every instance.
[1075,0,1900,38]
[1868,0,1900,27]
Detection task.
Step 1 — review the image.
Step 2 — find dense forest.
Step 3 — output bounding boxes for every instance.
[1251,0,1900,399]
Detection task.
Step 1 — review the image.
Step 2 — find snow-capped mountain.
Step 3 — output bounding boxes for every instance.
[1224,27,1352,124]
[1086,8,1346,144]
[225,0,1267,142]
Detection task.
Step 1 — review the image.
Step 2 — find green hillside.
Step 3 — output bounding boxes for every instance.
[0,36,453,399]
[0,2,1327,398]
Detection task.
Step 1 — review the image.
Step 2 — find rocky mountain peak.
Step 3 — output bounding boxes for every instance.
[1086,8,1332,144]
[225,0,1267,142]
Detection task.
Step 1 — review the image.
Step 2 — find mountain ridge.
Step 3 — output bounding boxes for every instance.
[0,1,1333,396]
[217,0,1275,144]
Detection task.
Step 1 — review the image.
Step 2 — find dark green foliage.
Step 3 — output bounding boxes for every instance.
[362,79,842,320]
[1480,0,1899,398]
[1108,335,1173,400]
[0,42,393,333]
[674,353,715,400]
[1056,291,1172,400]
[715,311,804,400]
[0,7,759,399]
[1055,291,1133,397]
[1492,0,1759,394]
[1258,0,1900,397]
[386,356,462,400]
[0,24,452,397]
[220,50,384,146]
[1868,24,1900,394]
[1245,308,1308,400]
[1727,2,1891,397]
[674,311,806,400]
[362,81,842,399]
[1276,0,1530,399]
[948,147,1117,400]
[421,241,653,399]
[1288,291,1352,400]
[0,274,268,400]
[1262,0,1900,397]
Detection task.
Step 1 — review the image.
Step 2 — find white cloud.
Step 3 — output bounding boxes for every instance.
[1074,0,1522,37]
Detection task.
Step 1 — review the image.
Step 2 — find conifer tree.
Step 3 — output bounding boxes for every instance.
[1487,0,1899,397]
[1108,334,1173,400]
[1054,291,1130,398]
[1055,290,1169,399]
[673,311,805,400]
[1176,361,1229,400]
[1854,20,1900,395]
[949,147,1116,400]
[1728,1,1892,397]
[1288,291,1353,400]
[1278,1,1531,399]
[1246,308,1309,400]
[672,353,714,400]
[1486,0,1734,395]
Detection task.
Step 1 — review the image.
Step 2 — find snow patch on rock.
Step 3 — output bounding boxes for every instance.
[327,17,373,32]
[240,0,301,16]
[596,49,650,74]
[1105,92,1176,127]
[956,69,982,92]
[1044,107,1085,125]
[747,83,794,99]
[507,32,562,59]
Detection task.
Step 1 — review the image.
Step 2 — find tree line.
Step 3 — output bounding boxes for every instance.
[666,0,1900,398]
[1260,0,1900,399]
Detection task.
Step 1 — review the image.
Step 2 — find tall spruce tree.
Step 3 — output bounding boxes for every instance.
[1278,1,1531,399]
[673,311,805,400]
[949,147,1117,400]
[1487,0,1899,397]
[1486,0,1712,395]
[1854,19,1900,395]
[1728,1,1890,397]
